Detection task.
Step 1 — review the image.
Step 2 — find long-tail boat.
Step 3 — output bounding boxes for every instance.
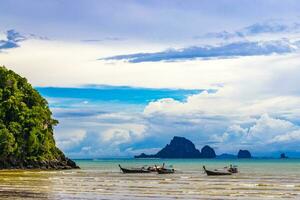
[155,165,175,174]
[147,164,164,172]
[119,164,151,173]
[227,165,238,173]
[203,166,232,176]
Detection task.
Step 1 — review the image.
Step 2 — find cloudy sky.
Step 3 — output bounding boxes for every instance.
[1,0,300,158]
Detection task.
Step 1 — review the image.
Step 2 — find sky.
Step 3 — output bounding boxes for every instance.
[1,0,300,158]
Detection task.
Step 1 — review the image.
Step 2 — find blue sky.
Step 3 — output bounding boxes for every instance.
[37,86,201,105]
[1,0,300,158]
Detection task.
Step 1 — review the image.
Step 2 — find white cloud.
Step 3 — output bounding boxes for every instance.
[144,89,300,124]
[271,130,300,143]
[101,124,147,145]
[144,90,245,117]
[96,112,141,123]
[247,114,297,141]
[213,124,248,143]
[213,114,300,153]
[143,78,300,155]
[51,108,150,158]
[54,129,86,151]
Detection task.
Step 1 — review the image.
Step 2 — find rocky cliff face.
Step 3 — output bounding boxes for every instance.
[135,136,216,159]
[0,66,79,169]
[155,136,202,158]
[280,153,288,159]
[201,145,216,158]
[237,150,252,158]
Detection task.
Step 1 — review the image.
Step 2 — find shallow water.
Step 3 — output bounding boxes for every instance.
[0,159,300,199]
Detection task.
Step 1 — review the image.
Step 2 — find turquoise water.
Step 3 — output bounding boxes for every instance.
[77,158,300,175]
[0,158,300,199]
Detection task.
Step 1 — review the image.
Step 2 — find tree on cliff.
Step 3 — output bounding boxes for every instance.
[0,66,78,169]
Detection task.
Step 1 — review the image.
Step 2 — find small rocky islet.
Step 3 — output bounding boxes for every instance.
[0,66,78,169]
[280,153,288,159]
[237,150,252,159]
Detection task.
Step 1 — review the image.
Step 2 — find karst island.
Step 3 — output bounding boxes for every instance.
[0,66,78,169]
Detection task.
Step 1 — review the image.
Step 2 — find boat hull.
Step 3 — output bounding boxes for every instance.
[205,170,232,176]
[203,166,232,176]
[119,165,151,173]
[157,169,175,174]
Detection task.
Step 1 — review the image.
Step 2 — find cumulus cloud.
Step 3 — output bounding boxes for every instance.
[142,84,300,155]
[51,107,150,158]
[144,89,296,119]
[102,39,299,63]
[271,130,300,143]
[213,114,300,153]
[54,129,87,151]
[247,114,297,141]
[144,90,242,116]
[214,124,248,143]
[101,124,147,145]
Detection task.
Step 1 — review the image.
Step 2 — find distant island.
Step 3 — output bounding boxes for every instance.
[135,136,252,159]
[280,153,288,159]
[0,66,79,169]
[135,136,216,158]
[237,150,252,159]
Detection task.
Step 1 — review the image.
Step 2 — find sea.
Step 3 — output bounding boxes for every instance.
[0,158,300,199]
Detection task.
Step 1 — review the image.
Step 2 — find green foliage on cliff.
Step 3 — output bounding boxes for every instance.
[0,66,65,167]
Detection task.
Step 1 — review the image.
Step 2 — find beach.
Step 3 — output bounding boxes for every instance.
[0,159,299,199]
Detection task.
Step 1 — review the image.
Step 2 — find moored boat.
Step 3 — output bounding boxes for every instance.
[203,166,232,176]
[119,164,151,173]
[227,165,238,173]
[147,163,165,172]
[155,165,175,174]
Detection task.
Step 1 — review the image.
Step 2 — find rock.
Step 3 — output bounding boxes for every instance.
[155,136,201,158]
[134,136,218,159]
[237,150,252,158]
[135,136,202,158]
[280,153,288,159]
[200,145,216,158]
[66,158,80,169]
